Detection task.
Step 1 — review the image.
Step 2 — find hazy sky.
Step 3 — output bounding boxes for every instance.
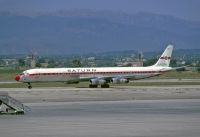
[0,0,199,21]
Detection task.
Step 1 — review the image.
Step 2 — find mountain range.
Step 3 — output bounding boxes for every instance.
[0,10,200,55]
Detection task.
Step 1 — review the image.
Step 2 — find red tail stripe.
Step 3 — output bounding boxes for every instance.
[160,56,171,60]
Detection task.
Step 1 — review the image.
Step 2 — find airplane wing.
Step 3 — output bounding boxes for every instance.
[80,75,119,81]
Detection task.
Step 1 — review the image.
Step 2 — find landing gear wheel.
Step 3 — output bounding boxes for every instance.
[28,83,32,89]
[89,84,98,88]
[28,85,32,89]
[101,84,110,88]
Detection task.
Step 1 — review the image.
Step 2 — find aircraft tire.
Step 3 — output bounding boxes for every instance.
[101,84,110,88]
[89,84,98,88]
[28,85,32,89]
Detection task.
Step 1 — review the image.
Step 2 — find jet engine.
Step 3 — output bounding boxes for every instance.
[90,79,106,85]
[111,78,129,84]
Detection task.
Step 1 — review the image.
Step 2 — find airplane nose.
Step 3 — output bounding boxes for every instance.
[15,75,20,81]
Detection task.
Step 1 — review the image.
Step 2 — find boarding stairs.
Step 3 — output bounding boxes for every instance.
[0,92,25,114]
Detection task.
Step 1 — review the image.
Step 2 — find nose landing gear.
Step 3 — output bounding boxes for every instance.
[27,83,32,89]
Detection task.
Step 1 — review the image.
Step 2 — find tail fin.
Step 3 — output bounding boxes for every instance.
[153,45,173,67]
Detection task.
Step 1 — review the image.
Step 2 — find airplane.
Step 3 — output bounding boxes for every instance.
[15,45,174,89]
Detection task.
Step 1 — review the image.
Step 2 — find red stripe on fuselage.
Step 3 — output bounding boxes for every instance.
[28,71,160,76]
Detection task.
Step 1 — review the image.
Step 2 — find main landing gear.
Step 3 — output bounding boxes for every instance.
[27,82,32,89]
[89,84,98,88]
[100,83,110,88]
[89,84,110,88]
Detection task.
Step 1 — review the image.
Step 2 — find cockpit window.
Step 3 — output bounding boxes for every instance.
[20,71,29,75]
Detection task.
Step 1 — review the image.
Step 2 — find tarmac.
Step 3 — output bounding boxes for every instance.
[0,86,200,137]
[0,85,200,102]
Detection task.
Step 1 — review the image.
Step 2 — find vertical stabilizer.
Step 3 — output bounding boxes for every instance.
[153,45,173,67]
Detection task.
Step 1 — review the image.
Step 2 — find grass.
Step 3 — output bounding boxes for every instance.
[158,71,200,79]
[0,69,22,81]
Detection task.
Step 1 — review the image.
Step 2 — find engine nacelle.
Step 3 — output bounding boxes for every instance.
[90,79,106,85]
[119,78,129,83]
[111,78,129,84]
[98,79,106,85]
[90,79,98,85]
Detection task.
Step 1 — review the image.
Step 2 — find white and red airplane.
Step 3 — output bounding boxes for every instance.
[15,45,174,89]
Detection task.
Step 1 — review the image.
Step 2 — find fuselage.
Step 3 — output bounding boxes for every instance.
[14,45,174,89]
[15,66,172,83]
